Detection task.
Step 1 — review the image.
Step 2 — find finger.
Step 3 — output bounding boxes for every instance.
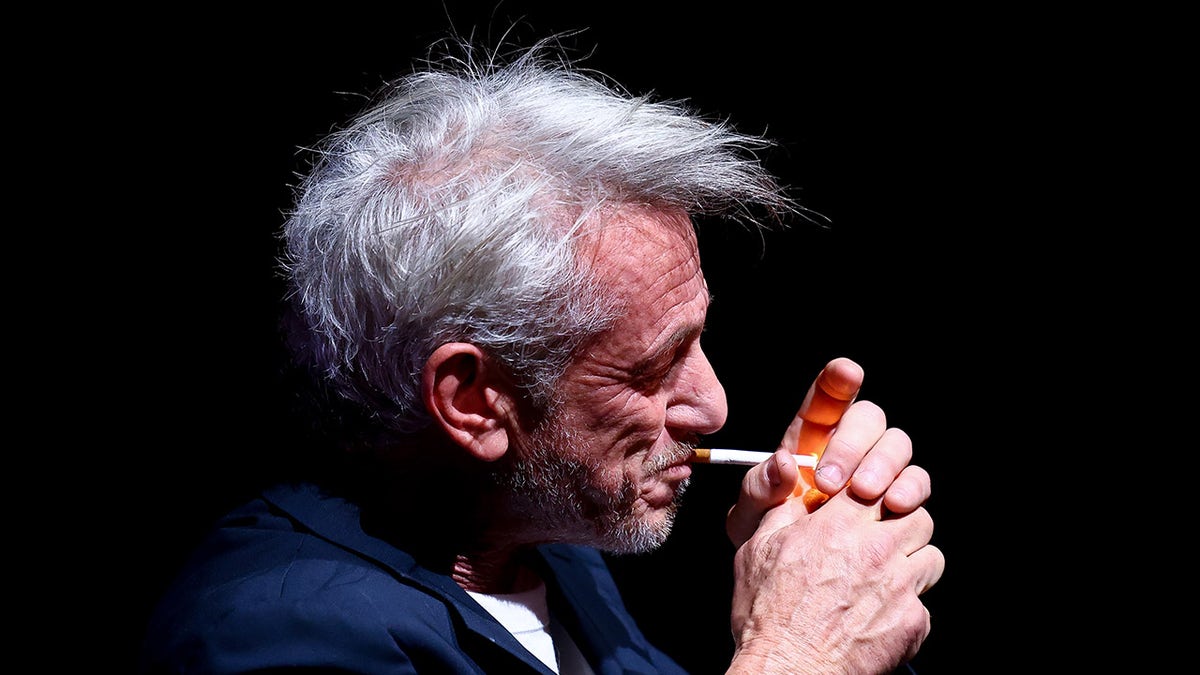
[907,542,945,595]
[901,505,935,552]
[881,464,931,517]
[813,470,927,526]
[725,449,802,548]
[816,405,909,497]
[779,357,864,460]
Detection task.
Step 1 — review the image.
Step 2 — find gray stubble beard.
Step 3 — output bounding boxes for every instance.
[493,412,693,554]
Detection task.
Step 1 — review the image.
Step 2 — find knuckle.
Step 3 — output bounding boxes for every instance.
[858,533,895,569]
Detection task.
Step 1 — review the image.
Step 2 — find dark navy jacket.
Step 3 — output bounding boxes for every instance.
[139,482,688,674]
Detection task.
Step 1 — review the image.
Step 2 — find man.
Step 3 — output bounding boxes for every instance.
[140,38,942,674]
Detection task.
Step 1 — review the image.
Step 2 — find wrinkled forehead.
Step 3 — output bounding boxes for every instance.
[570,205,710,363]
[576,205,700,280]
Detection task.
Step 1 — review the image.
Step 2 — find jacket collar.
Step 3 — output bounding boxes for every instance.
[261,481,661,674]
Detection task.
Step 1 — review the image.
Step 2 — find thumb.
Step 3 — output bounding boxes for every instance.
[725,450,800,548]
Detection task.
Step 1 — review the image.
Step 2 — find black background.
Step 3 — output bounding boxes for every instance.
[77,2,1176,672]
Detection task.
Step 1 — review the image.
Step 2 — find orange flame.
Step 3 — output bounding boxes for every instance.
[791,452,830,511]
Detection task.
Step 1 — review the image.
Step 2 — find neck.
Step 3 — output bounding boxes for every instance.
[344,438,546,595]
[452,551,544,594]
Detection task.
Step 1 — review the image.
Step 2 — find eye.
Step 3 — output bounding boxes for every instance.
[628,360,668,392]
[633,366,670,392]
[630,343,688,392]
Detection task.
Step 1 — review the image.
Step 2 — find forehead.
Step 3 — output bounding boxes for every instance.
[582,206,702,292]
[579,206,708,348]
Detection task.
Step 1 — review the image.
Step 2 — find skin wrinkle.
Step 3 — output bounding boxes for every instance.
[143,46,946,673]
[571,322,705,441]
[569,216,710,431]
[491,205,724,556]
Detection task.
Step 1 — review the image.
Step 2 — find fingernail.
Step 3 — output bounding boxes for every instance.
[766,455,783,487]
[815,463,843,486]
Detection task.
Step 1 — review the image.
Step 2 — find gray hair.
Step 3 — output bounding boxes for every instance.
[282,38,792,440]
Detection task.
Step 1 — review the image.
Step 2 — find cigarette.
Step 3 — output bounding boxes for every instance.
[690,448,817,468]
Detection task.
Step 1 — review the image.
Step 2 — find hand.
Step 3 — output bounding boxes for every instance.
[727,484,943,674]
[726,357,930,548]
[723,357,944,673]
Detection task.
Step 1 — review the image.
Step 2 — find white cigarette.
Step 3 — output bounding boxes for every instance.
[690,448,817,468]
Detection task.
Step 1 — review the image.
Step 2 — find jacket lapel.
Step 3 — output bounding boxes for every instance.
[536,544,663,675]
[261,482,557,673]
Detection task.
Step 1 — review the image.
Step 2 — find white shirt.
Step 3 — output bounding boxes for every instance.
[467,581,596,674]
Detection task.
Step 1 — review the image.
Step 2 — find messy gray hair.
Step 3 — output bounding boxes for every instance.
[282,37,792,440]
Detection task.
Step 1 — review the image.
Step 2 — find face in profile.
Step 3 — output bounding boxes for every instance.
[497,207,728,553]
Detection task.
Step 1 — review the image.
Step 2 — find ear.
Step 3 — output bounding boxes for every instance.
[421,343,516,462]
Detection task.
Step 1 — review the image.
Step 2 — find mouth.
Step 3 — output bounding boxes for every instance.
[658,461,692,482]
[641,454,692,509]
[650,441,698,473]
[650,441,697,486]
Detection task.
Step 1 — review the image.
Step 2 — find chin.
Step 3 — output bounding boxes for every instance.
[599,492,685,555]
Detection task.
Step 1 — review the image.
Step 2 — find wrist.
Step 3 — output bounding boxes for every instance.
[728,640,828,675]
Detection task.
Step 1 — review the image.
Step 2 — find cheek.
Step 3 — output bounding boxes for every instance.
[584,397,670,488]
[583,386,666,437]
[613,396,670,451]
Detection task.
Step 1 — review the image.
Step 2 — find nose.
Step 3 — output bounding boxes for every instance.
[665,343,728,435]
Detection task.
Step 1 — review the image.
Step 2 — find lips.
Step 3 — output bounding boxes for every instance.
[659,461,692,482]
[651,442,698,472]
[642,461,691,509]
